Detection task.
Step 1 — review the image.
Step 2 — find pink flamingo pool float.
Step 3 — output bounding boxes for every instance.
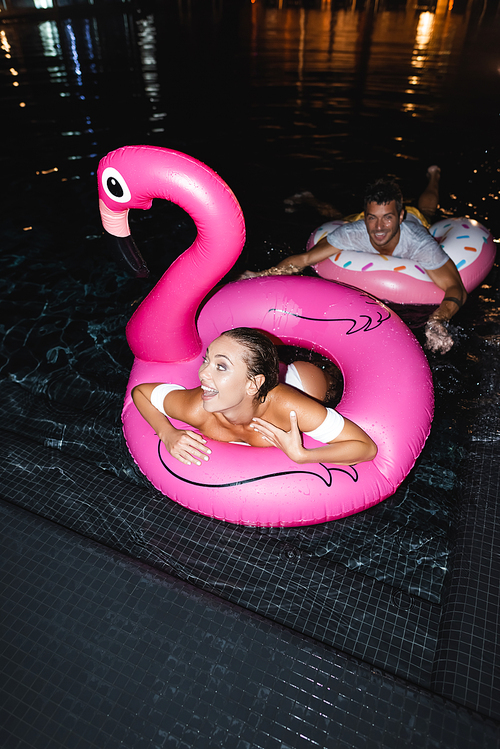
[98,145,434,527]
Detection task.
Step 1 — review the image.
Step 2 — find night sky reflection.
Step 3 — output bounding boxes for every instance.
[2,0,499,232]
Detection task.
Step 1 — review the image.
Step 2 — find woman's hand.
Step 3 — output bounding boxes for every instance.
[251,411,306,463]
[252,409,377,466]
[161,428,212,466]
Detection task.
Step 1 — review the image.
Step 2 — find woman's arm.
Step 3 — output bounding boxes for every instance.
[132,384,211,466]
[251,401,377,465]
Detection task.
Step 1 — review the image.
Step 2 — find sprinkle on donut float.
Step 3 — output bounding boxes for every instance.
[309,218,496,305]
[98,146,434,526]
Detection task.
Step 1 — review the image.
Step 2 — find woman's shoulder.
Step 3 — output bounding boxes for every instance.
[269,383,328,431]
[162,385,205,422]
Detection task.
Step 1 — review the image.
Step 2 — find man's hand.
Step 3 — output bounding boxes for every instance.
[238,269,261,279]
[237,264,302,280]
[424,319,454,354]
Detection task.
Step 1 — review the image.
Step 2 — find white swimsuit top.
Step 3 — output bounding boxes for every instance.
[150,374,344,444]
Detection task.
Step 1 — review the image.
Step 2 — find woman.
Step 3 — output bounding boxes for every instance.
[132,327,377,467]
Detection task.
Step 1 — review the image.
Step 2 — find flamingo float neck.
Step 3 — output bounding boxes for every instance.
[97,146,246,363]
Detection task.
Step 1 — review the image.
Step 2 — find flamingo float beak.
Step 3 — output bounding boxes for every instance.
[99,199,150,278]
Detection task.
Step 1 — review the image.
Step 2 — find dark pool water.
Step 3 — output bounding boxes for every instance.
[1,0,500,647]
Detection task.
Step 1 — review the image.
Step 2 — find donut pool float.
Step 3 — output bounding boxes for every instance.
[308,218,496,305]
[98,145,434,527]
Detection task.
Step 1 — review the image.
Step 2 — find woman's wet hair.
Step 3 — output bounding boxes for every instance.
[363,178,403,214]
[222,327,280,402]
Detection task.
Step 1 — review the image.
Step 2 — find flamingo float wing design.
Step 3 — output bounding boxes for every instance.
[99,146,434,527]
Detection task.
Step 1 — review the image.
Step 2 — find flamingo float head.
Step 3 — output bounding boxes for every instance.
[98,146,246,363]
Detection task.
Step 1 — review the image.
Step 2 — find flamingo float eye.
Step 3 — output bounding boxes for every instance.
[101,166,132,203]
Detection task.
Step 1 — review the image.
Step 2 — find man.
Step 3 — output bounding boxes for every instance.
[242,167,466,354]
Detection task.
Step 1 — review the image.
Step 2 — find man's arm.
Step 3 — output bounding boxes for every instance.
[426,259,467,322]
[424,259,467,353]
[240,237,339,278]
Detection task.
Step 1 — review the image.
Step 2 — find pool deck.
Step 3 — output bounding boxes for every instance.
[2,497,499,749]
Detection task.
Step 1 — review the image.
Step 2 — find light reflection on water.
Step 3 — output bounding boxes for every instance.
[1,0,499,293]
[1,2,498,209]
[1,1,499,293]
[136,13,161,123]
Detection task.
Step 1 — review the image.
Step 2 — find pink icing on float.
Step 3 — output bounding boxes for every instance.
[308,218,496,305]
[98,145,434,527]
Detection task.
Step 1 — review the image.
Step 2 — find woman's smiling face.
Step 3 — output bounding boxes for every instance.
[198,335,256,413]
